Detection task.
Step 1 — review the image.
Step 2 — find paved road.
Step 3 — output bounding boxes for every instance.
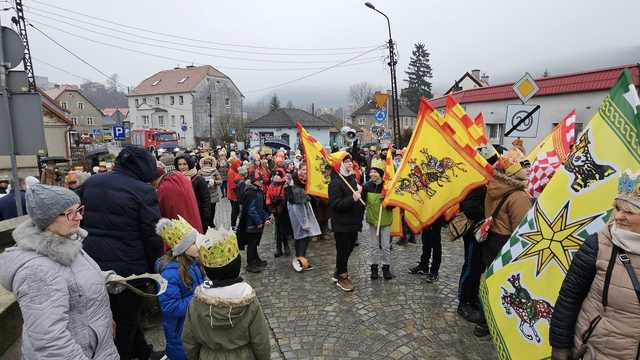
[165,199,497,359]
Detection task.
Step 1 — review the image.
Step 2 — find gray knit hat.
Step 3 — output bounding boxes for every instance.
[26,184,81,230]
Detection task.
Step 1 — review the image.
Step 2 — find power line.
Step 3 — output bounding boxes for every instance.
[33,56,96,83]
[30,0,378,52]
[28,17,378,65]
[29,23,130,89]
[245,46,385,94]
[25,6,376,57]
[28,19,386,72]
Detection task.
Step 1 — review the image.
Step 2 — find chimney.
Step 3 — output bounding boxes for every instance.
[174,65,181,70]
[186,65,195,69]
[311,103,315,116]
[480,73,489,84]
[471,69,481,80]
[54,84,60,88]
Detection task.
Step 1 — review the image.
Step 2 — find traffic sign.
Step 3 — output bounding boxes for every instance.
[505,104,540,138]
[112,126,125,141]
[512,72,539,103]
[374,109,387,123]
[230,128,236,135]
[374,93,389,108]
[93,128,101,136]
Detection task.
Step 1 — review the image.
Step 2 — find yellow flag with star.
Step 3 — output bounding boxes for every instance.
[481,68,640,359]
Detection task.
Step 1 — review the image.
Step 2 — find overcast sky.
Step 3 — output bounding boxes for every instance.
[2,0,638,107]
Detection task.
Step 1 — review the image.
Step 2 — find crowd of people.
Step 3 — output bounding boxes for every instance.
[0,136,638,360]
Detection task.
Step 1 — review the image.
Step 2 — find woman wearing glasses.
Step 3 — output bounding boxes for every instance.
[0,184,121,359]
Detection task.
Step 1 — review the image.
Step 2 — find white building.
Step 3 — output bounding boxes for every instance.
[246,108,333,149]
[128,65,244,148]
[430,64,640,152]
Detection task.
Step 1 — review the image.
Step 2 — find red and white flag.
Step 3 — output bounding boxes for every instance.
[527,110,576,197]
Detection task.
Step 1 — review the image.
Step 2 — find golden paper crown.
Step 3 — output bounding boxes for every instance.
[618,170,640,197]
[370,157,385,171]
[156,216,197,249]
[196,227,240,268]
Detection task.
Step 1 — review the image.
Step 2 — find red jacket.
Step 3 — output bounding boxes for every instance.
[157,172,203,234]
[227,159,242,201]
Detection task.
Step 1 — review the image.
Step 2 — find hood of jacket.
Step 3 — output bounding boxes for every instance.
[229,159,241,171]
[485,171,527,204]
[0,220,87,290]
[115,145,157,183]
[160,171,190,189]
[193,282,256,327]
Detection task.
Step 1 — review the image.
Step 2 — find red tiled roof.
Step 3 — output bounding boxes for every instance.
[130,65,232,96]
[43,84,80,100]
[431,64,640,108]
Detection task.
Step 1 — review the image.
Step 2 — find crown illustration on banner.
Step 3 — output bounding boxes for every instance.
[618,169,640,197]
[370,157,385,171]
[196,227,240,268]
[156,216,197,249]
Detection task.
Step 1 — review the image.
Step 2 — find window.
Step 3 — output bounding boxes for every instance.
[575,122,584,136]
[487,123,504,139]
[87,117,96,125]
[171,115,176,127]
[155,97,160,105]
[77,102,84,110]
[179,96,184,105]
[158,115,165,127]
[143,98,147,104]
[170,96,175,105]
[142,115,149,126]
[358,118,366,126]
[152,80,161,86]
[71,117,78,125]
[135,99,139,107]
[225,98,230,107]
[61,101,68,110]
[180,115,185,124]
[178,76,189,84]
[67,93,73,98]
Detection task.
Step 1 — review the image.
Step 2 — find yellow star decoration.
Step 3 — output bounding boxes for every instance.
[516,202,600,275]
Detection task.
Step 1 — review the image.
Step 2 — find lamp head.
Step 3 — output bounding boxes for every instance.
[364,2,376,9]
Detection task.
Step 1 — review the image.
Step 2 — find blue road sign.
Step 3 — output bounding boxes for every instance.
[112,126,125,141]
[230,128,236,135]
[92,128,101,136]
[374,109,387,123]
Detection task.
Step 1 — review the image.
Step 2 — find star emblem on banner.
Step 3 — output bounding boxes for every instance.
[516,202,600,275]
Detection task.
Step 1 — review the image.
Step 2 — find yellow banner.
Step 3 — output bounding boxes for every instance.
[382,98,492,229]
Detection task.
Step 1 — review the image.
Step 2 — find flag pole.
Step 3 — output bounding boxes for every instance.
[336,171,366,206]
[376,201,384,237]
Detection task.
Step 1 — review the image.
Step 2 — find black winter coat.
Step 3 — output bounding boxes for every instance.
[461,186,486,222]
[80,146,163,277]
[190,175,211,230]
[328,172,364,233]
[549,234,598,349]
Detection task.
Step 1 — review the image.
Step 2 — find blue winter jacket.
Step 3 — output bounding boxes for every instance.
[155,259,205,360]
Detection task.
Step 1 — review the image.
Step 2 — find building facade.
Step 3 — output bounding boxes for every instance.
[430,64,640,152]
[128,65,244,148]
[44,85,103,139]
[246,108,333,150]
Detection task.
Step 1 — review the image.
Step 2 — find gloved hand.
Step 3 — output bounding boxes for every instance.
[103,271,127,295]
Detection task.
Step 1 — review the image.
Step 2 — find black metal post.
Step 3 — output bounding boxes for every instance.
[365,2,401,146]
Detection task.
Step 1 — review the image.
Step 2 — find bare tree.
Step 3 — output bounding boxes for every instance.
[349,82,375,108]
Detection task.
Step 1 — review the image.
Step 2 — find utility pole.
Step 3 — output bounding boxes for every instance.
[208,94,213,149]
[11,0,36,91]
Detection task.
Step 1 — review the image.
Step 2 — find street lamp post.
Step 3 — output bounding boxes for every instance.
[207,94,213,149]
[364,2,401,146]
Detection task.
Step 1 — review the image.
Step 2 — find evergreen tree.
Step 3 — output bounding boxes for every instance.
[269,93,281,112]
[400,43,433,113]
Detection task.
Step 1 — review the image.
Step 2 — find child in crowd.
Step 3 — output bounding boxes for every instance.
[266,168,291,257]
[237,172,272,273]
[155,216,205,360]
[363,160,394,280]
[286,163,321,272]
[182,228,271,360]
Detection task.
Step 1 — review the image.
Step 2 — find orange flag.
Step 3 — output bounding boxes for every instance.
[297,122,331,199]
[381,144,403,237]
[445,96,488,147]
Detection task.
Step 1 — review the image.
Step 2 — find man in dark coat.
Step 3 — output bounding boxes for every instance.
[80,145,164,360]
[0,178,26,221]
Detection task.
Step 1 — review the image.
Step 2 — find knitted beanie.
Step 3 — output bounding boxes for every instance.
[26,184,80,230]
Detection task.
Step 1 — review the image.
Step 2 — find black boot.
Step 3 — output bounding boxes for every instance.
[382,265,394,280]
[274,236,283,257]
[370,264,379,280]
